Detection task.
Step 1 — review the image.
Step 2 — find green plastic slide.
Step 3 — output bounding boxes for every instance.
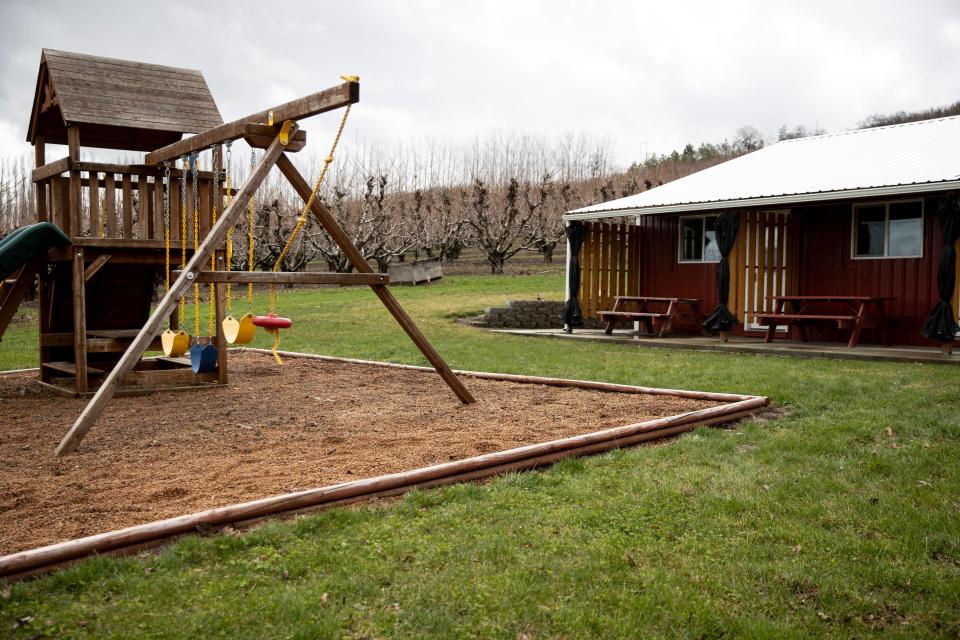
[0,222,71,281]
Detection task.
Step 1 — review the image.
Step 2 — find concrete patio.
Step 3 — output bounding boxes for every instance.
[491,328,960,365]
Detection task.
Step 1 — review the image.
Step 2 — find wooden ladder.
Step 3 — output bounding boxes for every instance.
[0,260,42,341]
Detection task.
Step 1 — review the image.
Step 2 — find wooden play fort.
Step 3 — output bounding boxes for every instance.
[0,49,474,456]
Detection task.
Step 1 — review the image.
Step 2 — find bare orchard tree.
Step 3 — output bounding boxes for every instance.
[354,174,416,273]
[407,186,467,263]
[0,155,34,235]
[521,173,563,263]
[465,177,539,274]
[303,185,353,272]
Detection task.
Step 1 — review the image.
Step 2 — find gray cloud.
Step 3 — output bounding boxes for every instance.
[1,0,958,165]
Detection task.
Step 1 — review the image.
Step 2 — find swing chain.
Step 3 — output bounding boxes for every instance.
[192,152,201,338]
[162,164,171,293]
[209,145,220,337]
[179,157,188,325]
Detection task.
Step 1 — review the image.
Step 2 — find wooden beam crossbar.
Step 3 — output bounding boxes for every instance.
[144,82,357,165]
[171,270,388,285]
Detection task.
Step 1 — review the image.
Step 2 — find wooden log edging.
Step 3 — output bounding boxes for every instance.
[0,353,768,579]
[239,347,755,403]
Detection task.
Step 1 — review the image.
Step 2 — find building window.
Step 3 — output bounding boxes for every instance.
[679,215,721,263]
[853,200,923,258]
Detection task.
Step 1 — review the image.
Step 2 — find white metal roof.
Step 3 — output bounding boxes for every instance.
[566,115,960,220]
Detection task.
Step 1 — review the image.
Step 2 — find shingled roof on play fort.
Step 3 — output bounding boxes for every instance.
[27,49,224,151]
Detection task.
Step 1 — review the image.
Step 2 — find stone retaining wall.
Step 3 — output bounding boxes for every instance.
[463,299,604,330]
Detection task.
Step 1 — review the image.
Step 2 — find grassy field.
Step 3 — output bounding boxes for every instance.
[1,273,959,638]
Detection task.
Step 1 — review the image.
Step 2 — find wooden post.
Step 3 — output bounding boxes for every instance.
[66,126,80,238]
[215,254,228,384]
[121,175,133,238]
[88,172,100,238]
[104,174,116,237]
[72,248,87,394]
[54,129,292,456]
[34,136,47,222]
[275,154,475,404]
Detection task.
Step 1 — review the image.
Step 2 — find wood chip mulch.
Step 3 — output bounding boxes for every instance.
[0,352,716,554]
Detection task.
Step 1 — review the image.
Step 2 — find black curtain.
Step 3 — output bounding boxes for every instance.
[561,222,587,328]
[703,211,741,332]
[921,193,960,343]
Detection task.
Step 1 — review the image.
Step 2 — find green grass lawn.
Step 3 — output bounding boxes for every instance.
[1,274,959,638]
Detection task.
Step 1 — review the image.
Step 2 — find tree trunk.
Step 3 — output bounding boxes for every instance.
[541,242,556,263]
[487,253,506,274]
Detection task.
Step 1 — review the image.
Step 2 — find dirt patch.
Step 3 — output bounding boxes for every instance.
[0,352,717,554]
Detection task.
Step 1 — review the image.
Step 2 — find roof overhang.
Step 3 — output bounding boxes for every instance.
[563,179,960,221]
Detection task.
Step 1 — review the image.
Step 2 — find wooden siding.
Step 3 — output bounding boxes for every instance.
[738,211,798,327]
[578,221,640,317]
[793,198,943,345]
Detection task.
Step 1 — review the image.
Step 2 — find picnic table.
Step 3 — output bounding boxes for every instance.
[598,296,705,338]
[755,295,895,348]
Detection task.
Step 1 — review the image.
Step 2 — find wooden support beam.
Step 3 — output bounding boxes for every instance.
[243,124,307,152]
[73,162,221,180]
[145,81,358,165]
[214,255,228,385]
[55,127,295,456]
[67,127,81,238]
[31,157,70,183]
[275,154,475,405]
[83,255,111,282]
[34,136,47,221]
[171,270,389,285]
[71,248,88,394]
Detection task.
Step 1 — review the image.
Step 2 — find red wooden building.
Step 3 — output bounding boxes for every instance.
[563,117,960,347]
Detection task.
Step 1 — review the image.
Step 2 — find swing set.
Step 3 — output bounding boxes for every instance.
[26,54,475,457]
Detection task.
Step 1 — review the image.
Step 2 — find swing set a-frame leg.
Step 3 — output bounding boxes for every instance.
[54,129,294,457]
[275,155,476,405]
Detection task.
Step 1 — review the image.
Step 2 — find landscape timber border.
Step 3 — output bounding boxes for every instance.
[0,348,769,580]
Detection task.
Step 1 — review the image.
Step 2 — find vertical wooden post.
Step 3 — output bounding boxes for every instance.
[104,174,117,237]
[121,175,133,238]
[88,172,100,238]
[34,136,47,222]
[72,248,88,395]
[215,255,228,384]
[275,155,475,405]
[66,126,80,238]
[140,178,153,240]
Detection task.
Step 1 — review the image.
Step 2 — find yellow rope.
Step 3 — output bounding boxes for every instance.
[269,103,352,313]
[248,150,256,310]
[225,147,233,312]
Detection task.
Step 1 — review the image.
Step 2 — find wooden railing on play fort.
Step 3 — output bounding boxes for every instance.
[32,160,222,245]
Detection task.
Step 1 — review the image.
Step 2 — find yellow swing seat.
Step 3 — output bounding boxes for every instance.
[161,329,190,358]
[222,312,256,344]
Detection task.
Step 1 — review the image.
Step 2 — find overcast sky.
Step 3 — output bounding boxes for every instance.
[1,0,958,166]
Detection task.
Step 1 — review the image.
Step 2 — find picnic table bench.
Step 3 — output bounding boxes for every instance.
[755,295,894,348]
[598,296,705,338]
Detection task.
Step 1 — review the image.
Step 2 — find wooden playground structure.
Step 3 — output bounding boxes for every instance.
[7,49,474,456]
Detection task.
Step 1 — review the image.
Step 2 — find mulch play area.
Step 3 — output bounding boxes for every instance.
[0,351,719,555]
